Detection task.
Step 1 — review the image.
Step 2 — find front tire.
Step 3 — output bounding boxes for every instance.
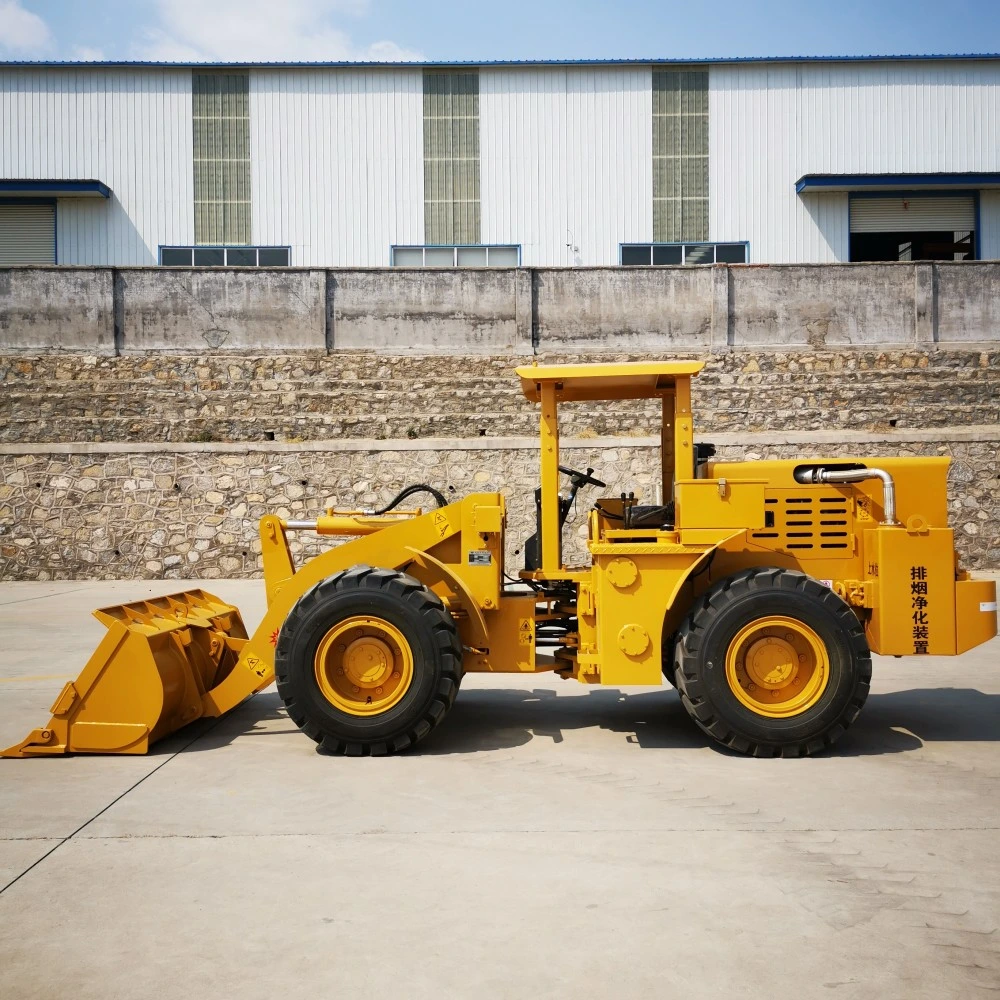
[275,565,462,756]
[674,568,871,757]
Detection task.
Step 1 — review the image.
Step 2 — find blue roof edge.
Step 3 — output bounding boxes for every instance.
[0,53,999,70]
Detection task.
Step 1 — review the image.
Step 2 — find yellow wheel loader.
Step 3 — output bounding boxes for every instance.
[4,361,996,760]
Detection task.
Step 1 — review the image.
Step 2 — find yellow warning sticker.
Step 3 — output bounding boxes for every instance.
[518,619,533,645]
[246,655,266,677]
[433,512,449,537]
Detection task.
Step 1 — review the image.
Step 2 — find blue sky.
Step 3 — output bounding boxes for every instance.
[1,0,998,63]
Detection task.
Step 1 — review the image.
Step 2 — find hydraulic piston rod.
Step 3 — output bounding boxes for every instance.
[283,510,423,536]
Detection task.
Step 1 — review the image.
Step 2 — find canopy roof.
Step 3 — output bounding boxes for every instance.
[795,172,1000,193]
[516,361,704,402]
[0,179,111,198]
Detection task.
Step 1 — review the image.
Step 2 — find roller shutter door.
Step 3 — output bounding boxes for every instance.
[850,196,975,233]
[0,203,56,264]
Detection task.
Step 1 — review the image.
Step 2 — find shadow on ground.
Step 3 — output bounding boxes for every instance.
[169,685,1000,758]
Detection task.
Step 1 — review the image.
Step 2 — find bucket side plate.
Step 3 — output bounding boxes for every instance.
[2,589,249,758]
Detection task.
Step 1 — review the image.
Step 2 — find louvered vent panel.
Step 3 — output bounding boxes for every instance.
[750,493,853,556]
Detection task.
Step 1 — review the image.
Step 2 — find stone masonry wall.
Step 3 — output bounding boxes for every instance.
[2,349,997,443]
[1,436,996,581]
[2,343,997,580]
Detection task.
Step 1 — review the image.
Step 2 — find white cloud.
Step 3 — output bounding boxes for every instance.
[0,0,52,53]
[136,0,422,62]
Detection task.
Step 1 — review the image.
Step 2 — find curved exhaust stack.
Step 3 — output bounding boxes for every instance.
[794,467,900,526]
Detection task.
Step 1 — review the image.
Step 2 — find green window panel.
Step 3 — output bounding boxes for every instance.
[423,70,481,246]
[653,70,709,243]
[193,72,251,246]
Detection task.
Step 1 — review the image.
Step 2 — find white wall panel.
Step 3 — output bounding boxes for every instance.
[250,68,423,266]
[711,60,1000,262]
[0,68,193,264]
[480,68,568,264]
[3,60,1000,267]
[481,67,651,265]
[980,192,1000,260]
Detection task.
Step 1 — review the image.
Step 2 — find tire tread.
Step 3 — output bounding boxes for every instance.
[674,567,871,758]
[274,564,462,756]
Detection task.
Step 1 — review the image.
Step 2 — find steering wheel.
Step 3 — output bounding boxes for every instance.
[558,465,607,489]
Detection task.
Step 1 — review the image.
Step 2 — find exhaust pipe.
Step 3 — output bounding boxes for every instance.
[795,466,900,526]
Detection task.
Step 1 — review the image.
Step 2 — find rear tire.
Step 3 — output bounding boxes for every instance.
[275,565,462,756]
[674,567,870,757]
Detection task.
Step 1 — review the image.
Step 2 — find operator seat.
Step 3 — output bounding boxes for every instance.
[591,440,715,531]
[594,499,675,530]
[625,503,675,529]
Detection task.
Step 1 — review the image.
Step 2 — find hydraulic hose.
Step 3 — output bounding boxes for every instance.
[371,483,448,514]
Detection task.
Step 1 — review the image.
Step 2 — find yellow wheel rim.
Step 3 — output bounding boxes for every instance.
[314,616,414,717]
[724,616,830,718]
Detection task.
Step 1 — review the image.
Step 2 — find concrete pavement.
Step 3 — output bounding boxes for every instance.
[1,580,998,1000]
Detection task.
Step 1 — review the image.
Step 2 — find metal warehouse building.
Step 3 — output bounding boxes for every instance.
[1,54,999,268]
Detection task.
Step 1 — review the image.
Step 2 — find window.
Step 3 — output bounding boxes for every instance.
[391,245,519,267]
[620,243,747,265]
[159,246,290,266]
[193,72,251,245]
[423,70,480,245]
[653,70,709,242]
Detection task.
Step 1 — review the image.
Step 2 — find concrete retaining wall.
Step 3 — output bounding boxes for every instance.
[0,268,114,351]
[934,263,1000,343]
[532,267,719,350]
[3,262,1000,354]
[331,269,528,352]
[121,269,327,352]
[728,265,921,348]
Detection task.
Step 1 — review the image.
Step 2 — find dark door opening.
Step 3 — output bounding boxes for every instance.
[850,230,975,262]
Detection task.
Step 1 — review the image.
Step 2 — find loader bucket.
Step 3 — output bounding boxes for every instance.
[2,590,249,758]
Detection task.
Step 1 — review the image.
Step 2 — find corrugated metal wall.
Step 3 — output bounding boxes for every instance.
[980,192,1000,260]
[3,61,1000,266]
[480,67,652,265]
[711,60,1000,262]
[0,68,193,264]
[250,68,423,266]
